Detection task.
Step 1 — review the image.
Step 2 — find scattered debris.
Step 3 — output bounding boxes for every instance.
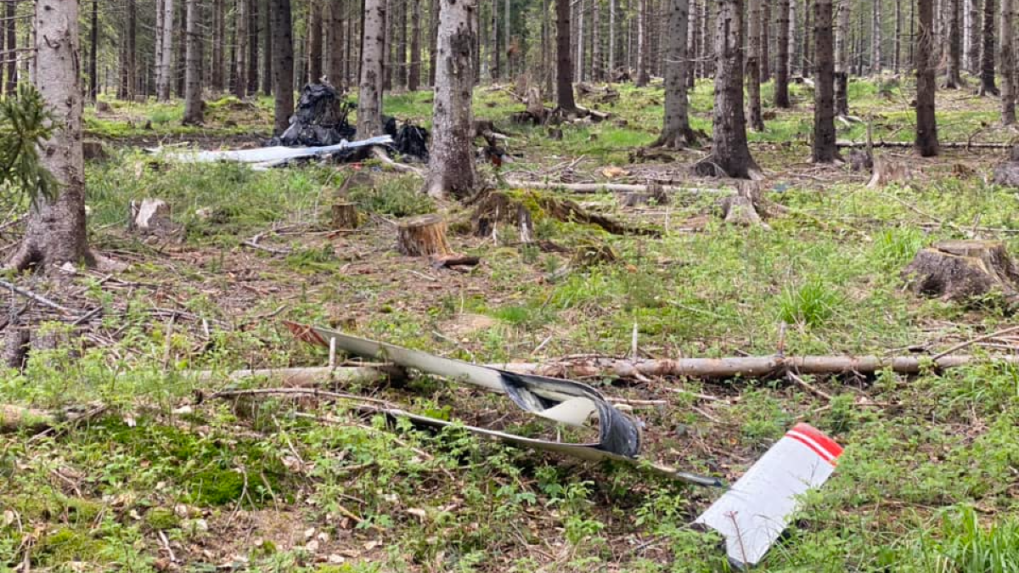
[847,149,873,172]
[993,145,1019,187]
[274,82,355,147]
[695,423,844,568]
[867,156,912,188]
[903,240,1019,304]
[621,181,669,207]
[151,135,393,169]
[129,198,182,238]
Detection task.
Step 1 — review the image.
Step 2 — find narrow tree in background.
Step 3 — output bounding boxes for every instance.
[635,0,648,85]
[1002,0,1016,123]
[944,0,962,87]
[326,0,344,86]
[183,0,204,125]
[916,0,939,154]
[813,0,837,162]
[429,0,439,85]
[157,0,175,100]
[800,0,810,75]
[556,0,576,109]
[775,0,791,107]
[425,0,477,199]
[979,0,997,95]
[653,0,696,148]
[88,0,99,100]
[262,0,274,94]
[248,0,260,93]
[212,0,225,91]
[9,0,90,270]
[358,0,386,137]
[871,0,881,74]
[309,1,323,82]
[592,0,602,80]
[835,0,849,115]
[747,0,764,131]
[762,1,771,81]
[698,0,759,178]
[967,0,981,72]
[271,0,295,133]
[409,0,422,90]
[894,0,902,71]
[4,0,15,94]
[235,0,250,96]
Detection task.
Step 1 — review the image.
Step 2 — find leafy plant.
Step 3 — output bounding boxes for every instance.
[0,83,58,202]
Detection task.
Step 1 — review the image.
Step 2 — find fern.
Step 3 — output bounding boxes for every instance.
[0,83,59,203]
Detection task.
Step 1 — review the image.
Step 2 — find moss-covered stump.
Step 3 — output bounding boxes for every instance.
[903,240,1019,303]
[471,191,535,242]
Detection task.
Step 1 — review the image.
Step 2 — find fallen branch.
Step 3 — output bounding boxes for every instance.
[506,180,732,195]
[372,147,425,176]
[0,404,56,432]
[188,365,406,387]
[0,279,81,315]
[835,140,1013,150]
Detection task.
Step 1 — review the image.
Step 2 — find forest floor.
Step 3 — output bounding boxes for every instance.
[4,75,1019,572]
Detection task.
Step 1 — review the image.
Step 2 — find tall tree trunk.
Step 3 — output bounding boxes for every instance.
[967,0,980,72]
[359,0,386,136]
[834,0,849,115]
[409,0,422,89]
[155,0,165,95]
[397,0,408,87]
[157,0,174,100]
[699,0,759,178]
[235,0,250,95]
[183,0,204,124]
[909,0,915,66]
[261,0,273,93]
[813,0,837,162]
[872,0,881,74]
[636,0,648,84]
[556,0,576,108]
[894,0,901,72]
[687,0,697,85]
[608,0,616,75]
[430,0,439,85]
[4,0,14,94]
[747,0,764,130]
[576,0,585,81]
[505,0,511,77]
[176,1,188,96]
[118,0,135,98]
[212,0,223,91]
[592,0,602,80]
[801,0,810,76]
[1002,0,1016,123]
[249,0,260,93]
[761,0,771,81]
[702,0,712,77]
[10,0,90,270]
[916,0,939,154]
[944,0,961,86]
[309,1,323,82]
[492,0,500,79]
[979,0,997,94]
[790,0,798,74]
[425,0,477,199]
[326,0,345,87]
[88,0,98,100]
[775,0,791,107]
[653,0,695,148]
[272,0,295,133]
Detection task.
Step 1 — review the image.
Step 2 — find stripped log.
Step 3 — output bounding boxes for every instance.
[0,404,56,432]
[835,140,1013,149]
[506,180,732,195]
[188,366,405,386]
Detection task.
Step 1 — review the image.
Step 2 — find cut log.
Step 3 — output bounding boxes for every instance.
[867,157,912,188]
[331,202,359,230]
[903,240,1019,304]
[505,180,732,195]
[188,365,406,386]
[835,140,1013,149]
[397,214,453,256]
[0,404,56,432]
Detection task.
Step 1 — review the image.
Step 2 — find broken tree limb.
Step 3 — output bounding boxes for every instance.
[505,180,733,195]
[498,353,1019,379]
[0,404,56,432]
[0,279,81,315]
[187,365,406,386]
[835,140,1013,149]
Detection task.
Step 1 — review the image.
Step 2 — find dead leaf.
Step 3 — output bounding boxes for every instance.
[601,166,628,178]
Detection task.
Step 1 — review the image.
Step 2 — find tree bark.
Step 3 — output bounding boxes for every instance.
[916,0,939,154]
[9,0,91,270]
[492,0,501,79]
[698,0,759,178]
[608,0,616,75]
[118,0,135,98]
[872,0,882,74]
[424,0,478,199]
[211,0,224,91]
[944,0,962,86]
[3,0,15,94]
[394,0,407,88]
[775,0,791,107]
[88,0,98,100]
[1003,0,1016,123]
[592,0,602,80]
[272,0,295,133]
[176,1,188,97]
[652,0,695,148]
[556,0,576,109]
[747,0,764,131]
[576,0,584,81]
[801,0,810,76]
[429,0,439,85]
[409,0,422,89]
[834,0,849,115]
[979,0,997,95]
[894,0,902,72]
[157,0,174,100]
[183,0,204,125]
[235,0,250,96]
[505,0,511,77]
[813,0,837,162]
[636,0,648,85]
[358,0,386,137]
[308,1,323,82]
[761,0,771,81]
[249,0,260,93]
[967,0,981,72]
[262,0,274,93]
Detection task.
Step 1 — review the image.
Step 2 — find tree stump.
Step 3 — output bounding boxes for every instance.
[331,202,359,230]
[397,214,453,256]
[129,198,181,237]
[716,182,768,228]
[867,157,912,188]
[903,240,1019,303]
[471,191,535,243]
